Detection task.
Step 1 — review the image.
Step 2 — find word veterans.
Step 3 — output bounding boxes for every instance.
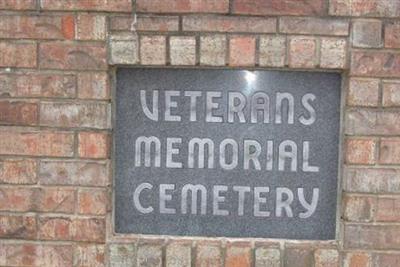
[133,183,319,218]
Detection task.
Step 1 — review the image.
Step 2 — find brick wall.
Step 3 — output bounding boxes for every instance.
[0,0,399,266]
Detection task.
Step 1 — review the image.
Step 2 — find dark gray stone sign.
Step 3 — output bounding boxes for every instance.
[115,68,341,240]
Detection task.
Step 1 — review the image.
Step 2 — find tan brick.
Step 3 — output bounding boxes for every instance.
[166,242,191,267]
[385,23,400,48]
[78,188,108,215]
[352,19,382,48]
[343,252,371,267]
[109,33,139,65]
[229,36,256,66]
[110,15,179,32]
[382,81,400,107]
[0,187,35,212]
[0,101,38,125]
[39,160,109,186]
[280,17,349,36]
[140,36,167,65]
[109,244,136,267]
[137,0,229,13]
[77,72,109,100]
[345,109,400,135]
[375,196,400,222]
[200,35,226,66]
[37,187,75,213]
[284,247,313,267]
[225,243,252,267]
[77,14,106,41]
[259,36,286,67]
[196,243,222,267]
[314,249,339,267]
[351,51,400,78]
[344,167,400,193]
[0,159,37,184]
[78,132,110,159]
[348,78,380,107]
[137,244,162,267]
[170,36,196,65]
[41,0,132,12]
[0,214,36,239]
[39,42,107,70]
[343,194,375,222]
[74,244,105,267]
[233,0,325,15]
[288,37,317,68]
[0,0,36,10]
[255,247,280,267]
[329,0,351,16]
[0,42,36,68]
[344,224,400,250]
[38,216,72,240]
[40,102,110,129]
[380,138,400,164]
[0,130,74,157]
[71,217,105,242]
[320,38,347,69]
[183,15,276,33]
[345,138,376,165]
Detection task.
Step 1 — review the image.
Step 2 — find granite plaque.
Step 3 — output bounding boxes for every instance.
[115,68,341,240]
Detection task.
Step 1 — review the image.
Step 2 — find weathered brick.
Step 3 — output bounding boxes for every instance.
[0,159,37,184]
[137,244,162,267]
[0,101,38,125]
[0,130,74,157]
[76,14,106,40]
[140,36,166,65]
[39,42,107,70]
[344,167,400,193]
[196,243,222,267]
[200,35,226,66]
[137,0,229,13]
[225,243,252,267]
[374,253,400,267]
[0,15,75,40]
[255,247,280,267]
[351,51,400,78]
[109,33,139,65]
[382,81,400,107]
[344,224,400,250]
[78,132,110,159]
[347,0,400,17]
[375,196,400,222]
[110,15,179,32]
[0,42,37,68]
[259,36,286,67]
[284,247,313,267]
[348,78,380,107]
[170,36,196,65]
[380,138,400,164]
[385,23,400,48]
[345,109,400,135]
[280,17,348,36]
[0,0,36,10]
[320,38,347,69]
[78,188,108,215]
[74,244,105,267]
[0,187,35,212]
[229,36,256,66]
[37,187,75,213]
[0,214,36,239]
[38,216,71,240]
[314,249,339,267]
[343,194,375,222]
[40,102,111,129]
[183,15,276,33]
[329,0,351,16]
[288,37,317,68]
[72,217,105,242]
[345,138,376,164]
[343,252,371,267]
[41,0,132,12]
[109,244,136,267]
[352,19,382,48]
[77,72,109,100]
[39,160,109,186]
[166,242,191,267]
[233,0,325,15]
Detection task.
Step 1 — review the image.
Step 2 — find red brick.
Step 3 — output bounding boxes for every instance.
[345,138,376,165]
[37,187,75,213]
[280,17,348,36]
[110,15,179,32]
[385,23,400,48]
[229,36,256,66]
[0,187,35,212]
[375,196,400,222]
[0,130,74,157]
[72,217,105,242]
[0,214,36,239]
[0,42,37,68]
[0,159,37,184]
[350,0,400,17]
[345,224,400,250]
[140,36,167,65]
[348,78,380,107]
[77,72,109,99]
[38,216,71,240]
[0,15,74,40]
[380,138,400,164]
[78,188,108,215]
[0,0,35,10]
[288,37,317,68]
[351,51,400,78]
[225,243,252,267]
[77,14,106,41]
[39,42,107,70]
[0,101,38,125]
[314,249,339,267]
[345,109,400,135]
[40,102,110,129]
[343,252,371,267]
[196,243,222,267]
[183,15,276,33]
[41,0,132,12]
[74,244,105,267]
[137,0,229,13]
[374,253,400,267]
[39,160,110,186]
[284,247,313,267]
[343,194,375,222]
[78,132,110,159]
[383,81,400,107]
[233,0,325,15]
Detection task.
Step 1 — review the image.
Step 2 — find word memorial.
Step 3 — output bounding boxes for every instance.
[115,69,341,240]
